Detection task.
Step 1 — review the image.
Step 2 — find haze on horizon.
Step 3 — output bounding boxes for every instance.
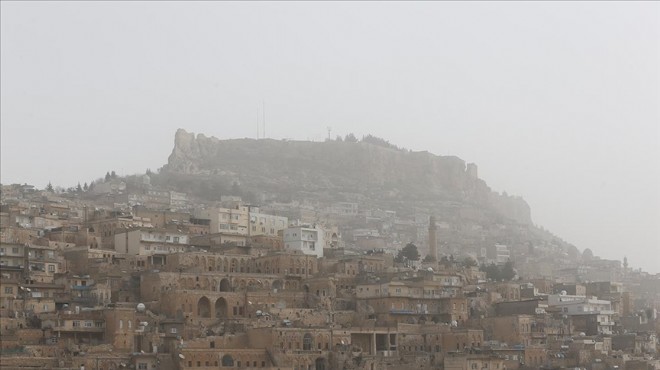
[1,2,659,273]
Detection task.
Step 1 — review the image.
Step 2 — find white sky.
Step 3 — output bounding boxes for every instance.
[1,2,659,272]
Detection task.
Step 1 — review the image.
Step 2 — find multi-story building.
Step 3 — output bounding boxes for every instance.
[195,206,250,235]
[0,242,26,269]
[283,225,325,258]
[114,228,189,255]
[248,207,288,237]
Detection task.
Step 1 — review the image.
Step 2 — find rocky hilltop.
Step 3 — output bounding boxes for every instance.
[163,129,531,225]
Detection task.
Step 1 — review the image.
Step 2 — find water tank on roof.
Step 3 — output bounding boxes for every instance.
[137,303,146,312]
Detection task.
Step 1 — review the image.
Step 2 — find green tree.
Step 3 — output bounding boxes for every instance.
[481,263,501,281]
[423,254,435,263]
[396,243,420,263]
[344,133,358,143]
[76,182,83,192]
[500,261,516,281]
[83,182,88,191]
[46,182,54,192]
[105,172,111,181]
[462,257,478,268]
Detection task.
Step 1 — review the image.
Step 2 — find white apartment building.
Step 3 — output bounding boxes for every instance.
[283,225,325,258]
[195,205,287,237]
[248,208,288,237]
[547,293,613,315]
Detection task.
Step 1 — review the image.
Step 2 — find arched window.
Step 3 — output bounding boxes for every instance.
[221,355,234,367]
[303,333,313,351]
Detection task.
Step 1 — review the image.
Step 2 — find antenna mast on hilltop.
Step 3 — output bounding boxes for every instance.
[262,100,266,139]
[327,127,332,140]
[256,108,260,139]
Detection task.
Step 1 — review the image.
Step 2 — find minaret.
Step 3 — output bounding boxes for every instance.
[429,216,437,261]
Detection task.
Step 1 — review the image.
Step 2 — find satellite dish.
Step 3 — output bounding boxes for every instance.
[136,303,146,312]
[178,354,185,359]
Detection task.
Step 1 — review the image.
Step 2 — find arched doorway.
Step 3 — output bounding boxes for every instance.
[215,297,228,319]
[219,278,231,292]
[315,357,327,370]
[197,296,211,318]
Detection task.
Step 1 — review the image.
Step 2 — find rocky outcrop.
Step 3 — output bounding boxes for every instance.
[163,129,532,224]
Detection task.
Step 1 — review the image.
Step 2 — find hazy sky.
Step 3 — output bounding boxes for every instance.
[1,2,659,272]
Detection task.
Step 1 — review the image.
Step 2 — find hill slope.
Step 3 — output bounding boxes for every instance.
[162,129,531,225]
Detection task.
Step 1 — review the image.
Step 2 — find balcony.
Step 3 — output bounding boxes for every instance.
[389,309,417,315]
[72,285,93,291]
[54,325,104,333]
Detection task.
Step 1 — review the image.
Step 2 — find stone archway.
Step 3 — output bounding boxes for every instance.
[219,278,231,292]
[197,296,211,318]
[315,357,327,370]
[215,297,228,319]
[221,354,234,367]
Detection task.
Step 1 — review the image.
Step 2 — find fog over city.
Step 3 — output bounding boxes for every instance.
[1,2,659,272]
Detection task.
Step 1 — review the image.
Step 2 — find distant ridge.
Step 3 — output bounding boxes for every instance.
[162,129,532,225]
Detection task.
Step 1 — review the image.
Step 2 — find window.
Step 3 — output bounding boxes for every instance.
[170,328,177,334]
[48,265,55,272]
[73,321,81,327]
[173,237,180,243]
[84,321,92,327]
[138,363,147,370]
[303,333,313,350]
[4,287,13,294]
[12,247,19,254]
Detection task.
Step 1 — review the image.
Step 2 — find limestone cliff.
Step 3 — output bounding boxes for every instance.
[163,129,531,225]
